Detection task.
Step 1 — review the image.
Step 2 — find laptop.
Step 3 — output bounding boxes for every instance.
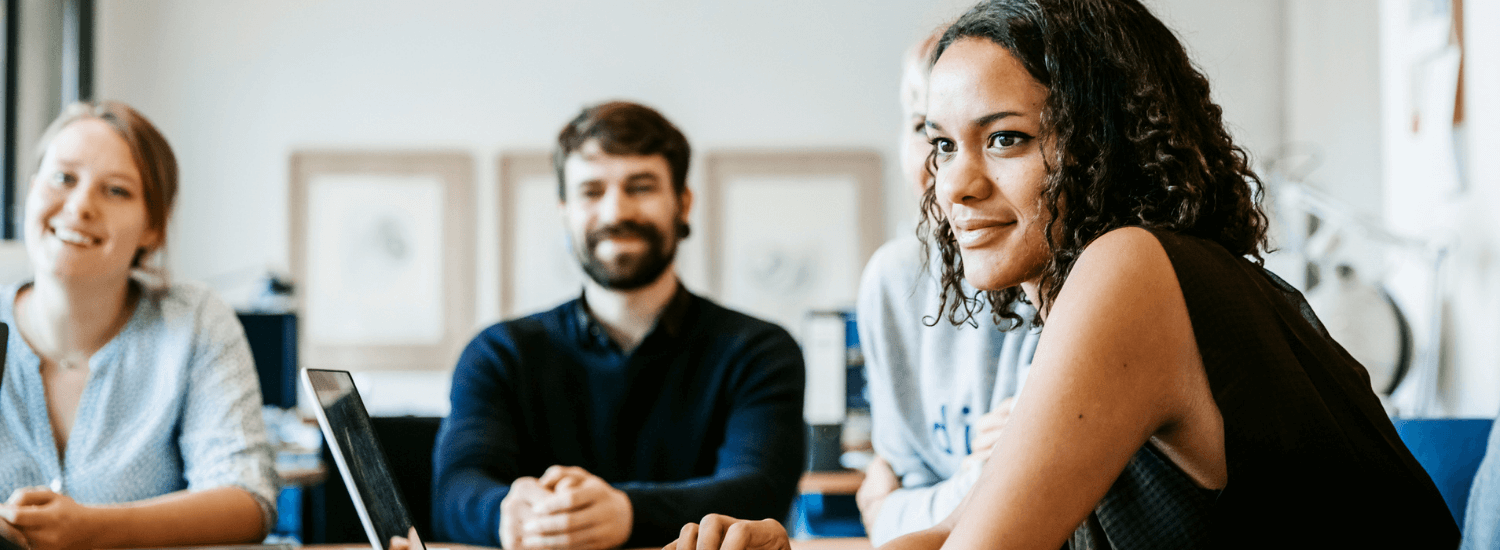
[302,368,427,550]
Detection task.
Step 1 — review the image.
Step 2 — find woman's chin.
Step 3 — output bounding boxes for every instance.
[959,245,1047,294]
[962,270,1010,292]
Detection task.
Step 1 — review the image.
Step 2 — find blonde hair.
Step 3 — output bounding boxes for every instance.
[33,101,178,272]
[901,25,948,112]
[904,25,946,77]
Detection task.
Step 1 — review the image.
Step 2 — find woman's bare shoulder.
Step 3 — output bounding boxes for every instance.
[1036,225,1201,430]
[937,227,1209,548]
[1077,227,1171,276]
[1052,227,1180,321]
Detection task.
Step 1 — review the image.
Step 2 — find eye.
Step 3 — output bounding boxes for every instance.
[107,185,133,199]
[627,182,656,195]
[50,171,77,187]
[577,184,604,199]
[988,132,1030,150]
[931,137,956,156]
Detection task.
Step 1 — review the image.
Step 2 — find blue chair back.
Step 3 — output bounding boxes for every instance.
[1392,417,1495,529]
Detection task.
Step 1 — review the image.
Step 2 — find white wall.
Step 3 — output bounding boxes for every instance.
[90,0,1285,411]
[0,241,26,284]
[1284,0,1382,218]
[1151,0,1285,169]
[94,0,963,327]
[1444,0,1500,417]
[92,0,1284,320]
[1369,0,1499,417]
[0,0,62,283]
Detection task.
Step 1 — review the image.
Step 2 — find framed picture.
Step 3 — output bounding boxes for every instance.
[498,152,582,318]
[289,151,475,371]
[702,150,883,341]
[498,151,714,319]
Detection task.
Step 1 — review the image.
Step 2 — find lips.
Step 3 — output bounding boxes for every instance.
[49,224,102,247]
[586,221,662,252]
[950,217,1015,246]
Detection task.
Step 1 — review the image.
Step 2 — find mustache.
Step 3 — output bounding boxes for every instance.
[585,220,665,249]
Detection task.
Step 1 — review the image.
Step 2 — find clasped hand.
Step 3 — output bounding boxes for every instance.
[0,487,100,550]
[500,465,633,550]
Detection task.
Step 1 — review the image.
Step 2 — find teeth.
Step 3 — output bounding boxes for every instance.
[52,227,95,246]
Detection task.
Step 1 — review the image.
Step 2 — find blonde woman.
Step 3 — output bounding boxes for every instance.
[0,102,275,550]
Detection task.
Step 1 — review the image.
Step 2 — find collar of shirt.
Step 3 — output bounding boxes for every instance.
[572,283,692,353]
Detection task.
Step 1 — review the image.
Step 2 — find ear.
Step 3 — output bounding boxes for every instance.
[676,187,694,223]
[139,226,164,253]
[132,228,164,269]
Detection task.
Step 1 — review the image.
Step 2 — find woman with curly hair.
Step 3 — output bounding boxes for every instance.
[666,0,1457,548]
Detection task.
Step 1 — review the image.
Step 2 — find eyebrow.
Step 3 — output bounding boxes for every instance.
[926,110,1025,132]
[572,172,659,191]
[51,159,141,184]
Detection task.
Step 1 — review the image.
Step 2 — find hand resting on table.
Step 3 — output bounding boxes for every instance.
[662,514,790,550]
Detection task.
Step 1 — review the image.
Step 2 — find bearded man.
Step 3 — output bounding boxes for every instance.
[432,101,806,550]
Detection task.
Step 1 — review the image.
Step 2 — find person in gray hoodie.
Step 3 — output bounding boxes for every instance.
[1463,416,1500,549]
[853,26,1040,546]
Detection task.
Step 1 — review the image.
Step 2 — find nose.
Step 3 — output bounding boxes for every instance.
[596,185,639,224]
[61,181,98,220]
[936,149,992,208]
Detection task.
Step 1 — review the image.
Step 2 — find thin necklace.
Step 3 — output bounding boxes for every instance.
[20,292,67,369]
[19,287,121,371]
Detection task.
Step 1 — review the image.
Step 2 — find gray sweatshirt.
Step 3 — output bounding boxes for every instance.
[1463,415,1500,549]
[856,236,1039,545]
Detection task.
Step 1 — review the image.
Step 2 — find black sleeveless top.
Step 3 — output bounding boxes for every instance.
[1065,230,1457,549]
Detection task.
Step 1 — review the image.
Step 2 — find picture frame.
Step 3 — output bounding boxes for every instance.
[289,151,475,371]
[497,151,581,319]
[701,150,883,341]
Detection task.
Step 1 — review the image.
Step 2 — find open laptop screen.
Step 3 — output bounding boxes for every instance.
[303,369,422,550]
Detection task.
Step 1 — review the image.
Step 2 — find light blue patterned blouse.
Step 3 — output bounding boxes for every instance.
[0,280,277,530]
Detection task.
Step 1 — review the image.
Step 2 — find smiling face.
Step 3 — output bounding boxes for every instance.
[926,37,1051,294]
[560,139,692,290]
[24,118,160,285]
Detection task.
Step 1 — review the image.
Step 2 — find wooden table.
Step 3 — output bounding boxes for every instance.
[306,544,492,550]
[791,537,873,550]
[277,464,328,486]
[307,539,871,550]
[798,471,864,495]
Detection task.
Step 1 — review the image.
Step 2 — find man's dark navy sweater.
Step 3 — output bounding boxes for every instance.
[431,287,806,547]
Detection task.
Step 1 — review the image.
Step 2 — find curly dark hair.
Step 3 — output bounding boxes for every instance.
[918,0,1270,329]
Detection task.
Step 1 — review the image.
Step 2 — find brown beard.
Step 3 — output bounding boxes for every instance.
[577,219,678,290]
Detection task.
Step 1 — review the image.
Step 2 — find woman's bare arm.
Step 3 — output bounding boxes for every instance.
[658,228,1222,550]
[6,486,266,550]
[937,227,1219,550]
